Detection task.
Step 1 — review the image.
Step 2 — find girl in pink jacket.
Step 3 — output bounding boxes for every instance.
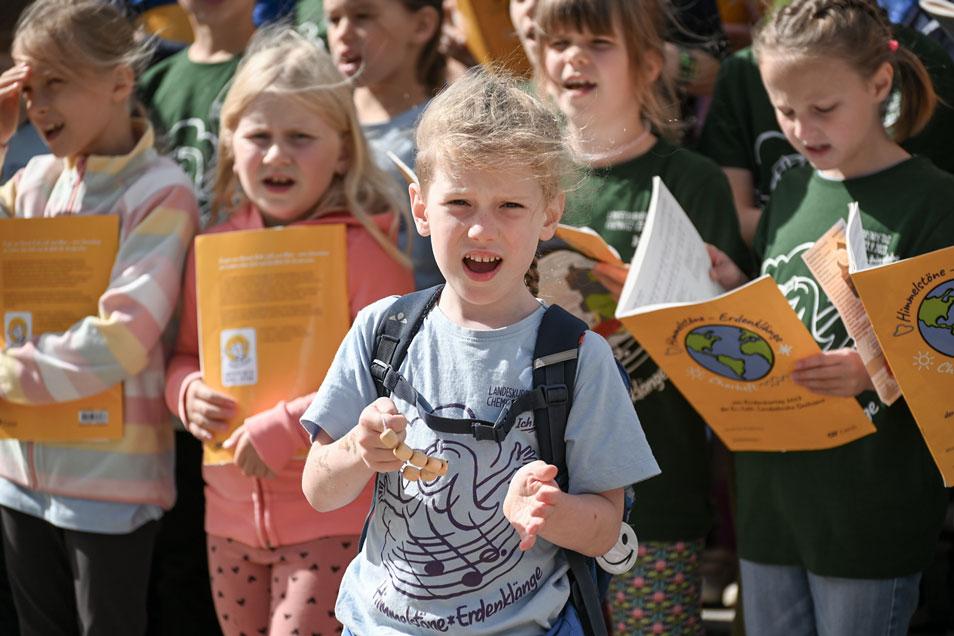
[164,27,413,636]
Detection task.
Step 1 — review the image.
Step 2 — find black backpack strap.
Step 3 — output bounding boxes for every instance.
[532,305,608,636]
[370,285,443,398]
[359,285,443,552]
[532,305,585,487]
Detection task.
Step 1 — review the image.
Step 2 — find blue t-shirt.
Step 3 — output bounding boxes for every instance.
[302,297,660,635]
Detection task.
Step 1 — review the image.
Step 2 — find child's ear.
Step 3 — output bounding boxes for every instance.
[410,181,430,237]
[644,48,664,85]
[410,5,440,46]
[870,61,894,103]
[336,136,352,176]
[112,64,135,104]
[539,192,564,241]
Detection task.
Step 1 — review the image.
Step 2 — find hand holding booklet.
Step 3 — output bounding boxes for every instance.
[844,204,954,485]
[567,177,875,451]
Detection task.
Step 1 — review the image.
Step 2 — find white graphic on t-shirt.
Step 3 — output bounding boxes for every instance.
[762,242,852,351]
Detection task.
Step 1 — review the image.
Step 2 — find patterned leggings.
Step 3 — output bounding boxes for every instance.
[607,539,704,636]
[207,533,358,636]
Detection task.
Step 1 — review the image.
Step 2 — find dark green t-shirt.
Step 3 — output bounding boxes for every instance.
[544,138,750,540]
[138,50,242,215]
[740,156,954,578]
[296,0,327,43]
[698,25,954,205]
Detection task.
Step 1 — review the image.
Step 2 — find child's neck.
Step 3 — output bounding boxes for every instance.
[75,112,137,159]
[187,17,255,63]
[438,288,542,331]
[569,114,655,168]
[819,132,910,181]
[353,78,427,126]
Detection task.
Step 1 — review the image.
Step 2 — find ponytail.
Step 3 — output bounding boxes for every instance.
[891,45,936,141]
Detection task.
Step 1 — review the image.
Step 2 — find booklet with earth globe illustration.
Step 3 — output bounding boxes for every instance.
[556,178,876,451]
[844,204,954,485]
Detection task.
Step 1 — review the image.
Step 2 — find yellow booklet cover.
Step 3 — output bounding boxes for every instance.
[0,215,123,442]
[196,225,350,465]
[849,239,954,485]
[554,225,626,268]
[617,275,876,451]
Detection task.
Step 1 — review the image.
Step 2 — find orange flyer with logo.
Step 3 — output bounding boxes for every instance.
[617,276,876,451]
[0,215,123,442]
[195,225,350,465]
[851,245,954,485]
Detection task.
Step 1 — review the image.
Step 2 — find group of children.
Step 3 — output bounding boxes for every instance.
[0,0,952,635]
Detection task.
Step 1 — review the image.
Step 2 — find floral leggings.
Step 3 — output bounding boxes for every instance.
[207,533,358,636]
[607,539,705,636]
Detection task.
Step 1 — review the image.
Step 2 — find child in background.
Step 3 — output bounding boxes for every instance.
[534,0,750,632]
[165,27,413,636]
[0,1,199,633]
[707,0,954,632]
[698,0,954,246]
[300,69,659,635]
[138,0,256,217]
[324,0,446,289]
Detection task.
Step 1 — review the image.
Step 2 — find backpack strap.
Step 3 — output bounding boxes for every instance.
[370,285,444,398]
[532,305,608,636]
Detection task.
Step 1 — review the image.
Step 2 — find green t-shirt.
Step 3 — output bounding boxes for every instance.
[296,0,327,44]
[138,50,242,215]
[698,25,954,206]
[548,138,751,541]
[741,156,954,578]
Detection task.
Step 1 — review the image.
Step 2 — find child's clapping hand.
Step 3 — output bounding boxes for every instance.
[504,461,562,551]
[351,397,409,473]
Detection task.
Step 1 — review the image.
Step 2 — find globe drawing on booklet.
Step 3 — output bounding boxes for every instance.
[918,279,954,357]
[685,325,774,382]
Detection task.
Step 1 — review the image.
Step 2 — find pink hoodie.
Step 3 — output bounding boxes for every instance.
[165,203,414,548]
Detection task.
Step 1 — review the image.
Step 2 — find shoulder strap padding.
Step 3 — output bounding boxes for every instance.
[371,285,443,398]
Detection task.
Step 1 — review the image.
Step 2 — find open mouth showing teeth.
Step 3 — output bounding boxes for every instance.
[44,123,64,138]
[264,176,294,187]
[463,255,502,274]
[564,79,595,91]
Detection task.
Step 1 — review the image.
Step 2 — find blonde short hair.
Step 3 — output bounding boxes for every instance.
[415,68,577,204]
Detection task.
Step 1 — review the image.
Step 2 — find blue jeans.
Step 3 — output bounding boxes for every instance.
[739,559,921,636]
[341,603,583,636]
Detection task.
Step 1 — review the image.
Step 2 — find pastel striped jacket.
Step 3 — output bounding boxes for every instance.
[0,122,199,509]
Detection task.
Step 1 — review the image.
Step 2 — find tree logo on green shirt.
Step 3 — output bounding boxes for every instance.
[685,325,775,382]
[918,279,954,357]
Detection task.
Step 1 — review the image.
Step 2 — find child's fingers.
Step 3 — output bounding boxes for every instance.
[193,384,238,410]
[188,410,229,432]
[221,425,245,450]
[791,365,845,382]
[185,421,214,442]
[533,483,561,505]
[522,460,558,484]
[371,396,399,416]
[381,412,407,435]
